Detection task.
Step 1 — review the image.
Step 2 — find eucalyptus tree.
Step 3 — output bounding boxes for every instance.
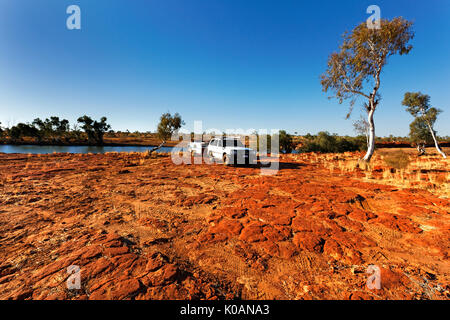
[156,112,184,149]
[321,17,414,161]
[279,130,294,153]
[409,118,431,156]
[92,117,111,145]
[402,92,446,158]
[77,115,111,145]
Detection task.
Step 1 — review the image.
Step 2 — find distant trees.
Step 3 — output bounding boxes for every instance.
[278,130,294,153]
[0,115,110,145]
[77,116,111,145]
[52,117,70,136]
[409,118,431,155]
[31,118,50,140]
[93,117,111,144]
[249,132,271,153]
[156,112,184,146]
[32,117,70,141]
[298,132,366,154]
[9,123,40,141]
[321,17,414,161]
[353,114,370,147]
[76,116,96,143]
[402,92,446,158]
[71,124,83,141]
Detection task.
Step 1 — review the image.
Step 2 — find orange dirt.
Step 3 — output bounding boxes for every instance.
[0,152,448,300]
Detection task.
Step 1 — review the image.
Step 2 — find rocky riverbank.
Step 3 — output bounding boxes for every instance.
[0,152,448,299]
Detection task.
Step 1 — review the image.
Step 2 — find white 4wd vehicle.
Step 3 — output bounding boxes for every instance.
[207,137,257,165]
[187,141,207,156]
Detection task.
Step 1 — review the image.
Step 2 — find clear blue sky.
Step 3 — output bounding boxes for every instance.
[1,0,449,136]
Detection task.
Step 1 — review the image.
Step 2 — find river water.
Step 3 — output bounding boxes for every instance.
[0,145,178,154]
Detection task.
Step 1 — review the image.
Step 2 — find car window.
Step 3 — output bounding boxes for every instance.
[223,139,244,147]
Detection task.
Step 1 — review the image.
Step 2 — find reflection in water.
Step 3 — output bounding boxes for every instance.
[0,145,178,154]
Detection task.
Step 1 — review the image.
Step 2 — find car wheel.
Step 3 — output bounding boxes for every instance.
[208,151,215,163]
[223,153,230,166]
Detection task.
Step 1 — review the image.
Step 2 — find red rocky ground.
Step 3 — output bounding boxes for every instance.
[0,152,448,300]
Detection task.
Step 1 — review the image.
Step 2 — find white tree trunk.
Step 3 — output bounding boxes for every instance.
[417,144,426,156]
[365,130,369,147]
[150,140,166,153]
[427,123,447,158]
[362,108,375,162]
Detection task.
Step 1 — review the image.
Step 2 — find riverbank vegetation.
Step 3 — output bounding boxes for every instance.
[1,116,448,152]
[0,116,111,146]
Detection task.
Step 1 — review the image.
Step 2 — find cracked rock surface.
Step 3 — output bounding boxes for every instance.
[0,152,448,300]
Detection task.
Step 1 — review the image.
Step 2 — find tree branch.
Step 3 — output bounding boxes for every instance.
[337,64,371,99]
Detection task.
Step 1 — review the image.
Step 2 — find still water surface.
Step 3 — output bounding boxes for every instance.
[0,145,177,154]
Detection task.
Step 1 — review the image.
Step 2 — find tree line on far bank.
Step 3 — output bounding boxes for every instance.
[0,116,111,145]
[0,111,448,154]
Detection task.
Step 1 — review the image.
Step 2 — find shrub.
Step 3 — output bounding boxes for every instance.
[157,112,184,143]
[77,115,111,145]
[298,132,366,153]
[8,123,40,141]
[279,130,294,153]
[383,151,410,170]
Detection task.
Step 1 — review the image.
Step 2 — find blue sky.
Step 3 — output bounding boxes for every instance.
[0,0,449,136]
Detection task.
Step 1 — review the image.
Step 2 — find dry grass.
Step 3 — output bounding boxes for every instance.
[290,147,450,198]
[382,151,410,170]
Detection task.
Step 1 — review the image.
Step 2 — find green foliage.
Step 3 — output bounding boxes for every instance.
[383,151,410,170]
[77,115,95,142]
[409,117,433,145]
[321,17,414,161]
[77,115,111,145]
[402,92,441,126]
[8,123,40,141]
[402,91,447,158]
[251,131,294,154]
[32,117,70,141]
[279,130,294,153]
[321,17,414,109]
[248,133,272,153]
[70,124,83,141]
[0,116,110,144]
[93,117,111,145]
[157,112,184,142]
[298,132,366,154]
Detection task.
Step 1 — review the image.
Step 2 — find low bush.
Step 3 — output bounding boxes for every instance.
[383,151,410,170]
[297,132,366,154]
